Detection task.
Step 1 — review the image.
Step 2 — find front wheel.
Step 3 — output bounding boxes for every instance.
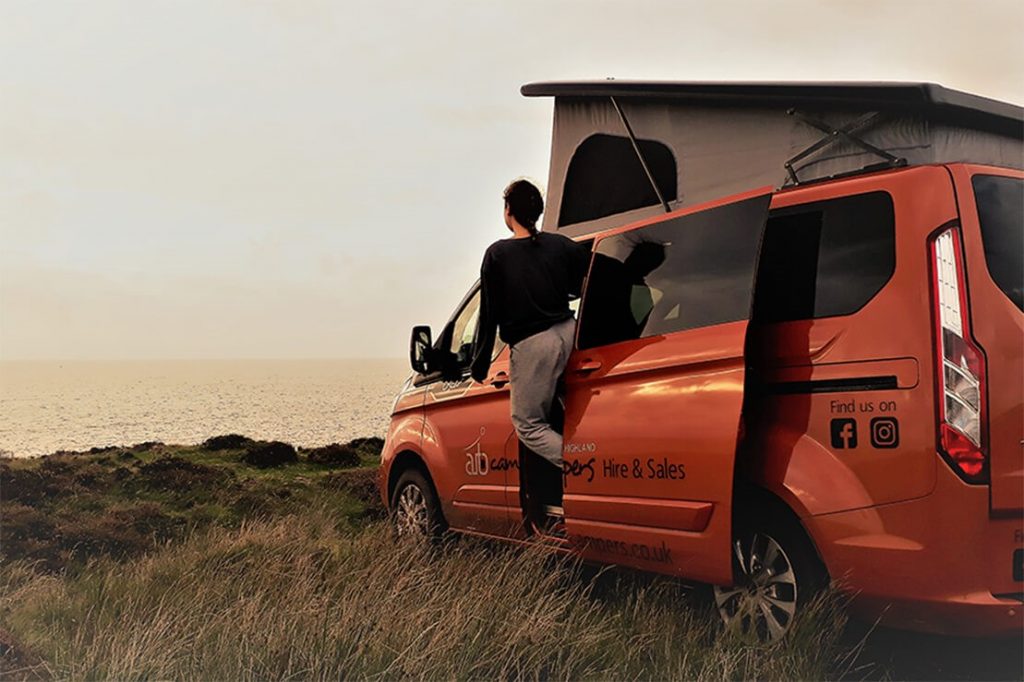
[390,469,446,541]
[712,519,825,642]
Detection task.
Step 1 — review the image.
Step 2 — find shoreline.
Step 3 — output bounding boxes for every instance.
[0,434,387,461]
[0,357,411,460]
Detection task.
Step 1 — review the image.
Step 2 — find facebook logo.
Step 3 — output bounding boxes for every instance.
[830,419,858,449]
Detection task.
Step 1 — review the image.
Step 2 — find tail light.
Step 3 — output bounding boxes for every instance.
[930,226,988,482]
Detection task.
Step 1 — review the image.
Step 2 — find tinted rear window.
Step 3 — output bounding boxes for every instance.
[577,194,770,349]
[972,175,1023,312]
[559,134,677,227]
[753,192,895,323]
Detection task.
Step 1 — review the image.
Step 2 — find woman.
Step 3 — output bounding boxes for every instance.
[470,179,591,469]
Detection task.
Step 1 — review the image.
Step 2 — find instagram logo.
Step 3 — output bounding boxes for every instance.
[870,417,900,449]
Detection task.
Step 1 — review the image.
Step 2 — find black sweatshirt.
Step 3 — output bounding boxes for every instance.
[470,232,592,382]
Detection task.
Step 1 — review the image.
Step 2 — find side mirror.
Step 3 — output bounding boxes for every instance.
[410,325,433,375]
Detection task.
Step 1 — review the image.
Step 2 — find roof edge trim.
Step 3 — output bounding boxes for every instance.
[520,80,1023,136]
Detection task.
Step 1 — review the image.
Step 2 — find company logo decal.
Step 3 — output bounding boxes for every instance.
[428,378,473,402]
[570,535,673,564]
[464,427,489,476]
[829,415,901,451]
[563,457,596,482]
[560,456,684,483]
[869,417,900,448]
[830,418,858,449]
[829,397,901,451]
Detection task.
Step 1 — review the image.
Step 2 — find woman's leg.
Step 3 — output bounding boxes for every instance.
[509,319,575,467]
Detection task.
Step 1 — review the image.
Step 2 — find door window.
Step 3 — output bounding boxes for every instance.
[449,291,481,365]
[577,195,770,349]
[972,175,1023,312]
[443,286,507,369]
[753,191,895,322]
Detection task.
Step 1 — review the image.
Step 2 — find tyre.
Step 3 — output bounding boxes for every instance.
[712,514,826,642]
[390,468,446,541]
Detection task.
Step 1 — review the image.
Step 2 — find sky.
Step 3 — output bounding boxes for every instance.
[2,0,1022,360]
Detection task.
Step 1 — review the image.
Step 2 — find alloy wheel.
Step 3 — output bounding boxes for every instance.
[395,483,431,538]
[712,532,798,642]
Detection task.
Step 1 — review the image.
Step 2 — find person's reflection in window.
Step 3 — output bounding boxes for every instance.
[581,239,666,348]
[624,240,666,329]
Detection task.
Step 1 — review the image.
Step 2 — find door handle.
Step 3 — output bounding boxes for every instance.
[573,359,602,374]
[488,371,510,388]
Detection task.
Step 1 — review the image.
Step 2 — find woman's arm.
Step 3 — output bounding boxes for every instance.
[470,254,498,383]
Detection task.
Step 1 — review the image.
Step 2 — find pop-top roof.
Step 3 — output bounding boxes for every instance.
[522,81,1023,137]
[522,80,1024,236]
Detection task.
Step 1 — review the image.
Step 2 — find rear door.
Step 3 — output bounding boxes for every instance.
[562,188,772,585]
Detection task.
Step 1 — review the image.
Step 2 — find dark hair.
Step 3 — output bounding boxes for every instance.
[503,179,544,240]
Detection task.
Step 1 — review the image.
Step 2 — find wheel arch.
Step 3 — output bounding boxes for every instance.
[733,482,830,583]
[387,450,439,509]
[743,429,880,517]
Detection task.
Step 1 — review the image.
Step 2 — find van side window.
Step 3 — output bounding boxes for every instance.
[972,175,1023,312]
[577,196,767,349]
[753,192,895,323]
[559,134,677,227]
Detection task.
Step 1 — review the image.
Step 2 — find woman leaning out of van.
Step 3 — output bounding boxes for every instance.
[470,179,591,472]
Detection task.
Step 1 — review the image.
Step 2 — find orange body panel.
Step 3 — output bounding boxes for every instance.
[809,462,1023,636]
[380,163,1024,637]
[419,352,516,537]
[562,323,747,584]
[746,166,958,514]
[378,380,427,506]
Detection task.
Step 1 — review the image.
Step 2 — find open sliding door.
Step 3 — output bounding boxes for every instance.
[561,188,772,585]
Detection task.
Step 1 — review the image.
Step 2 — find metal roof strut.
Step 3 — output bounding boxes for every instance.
[610,96,672,213]
[784,110,908,186]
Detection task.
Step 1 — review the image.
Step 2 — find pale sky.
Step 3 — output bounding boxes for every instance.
[2,0,1022,360]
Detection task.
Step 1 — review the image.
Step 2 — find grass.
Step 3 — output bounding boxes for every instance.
[0,437,382,573]
[1,514,852,680]
[0,435,859,680]
[4,436,1016,680]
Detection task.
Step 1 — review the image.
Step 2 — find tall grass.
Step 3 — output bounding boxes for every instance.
[1,506,852,680]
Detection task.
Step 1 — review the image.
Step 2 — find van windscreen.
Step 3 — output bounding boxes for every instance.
[753,192,895,323]
[972,175,1023,312]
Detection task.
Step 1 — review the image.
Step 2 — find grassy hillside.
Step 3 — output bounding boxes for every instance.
[1,436,383,574]
[1,437,1019,680]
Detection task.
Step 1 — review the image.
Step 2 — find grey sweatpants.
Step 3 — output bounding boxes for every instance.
[509,317,575,468]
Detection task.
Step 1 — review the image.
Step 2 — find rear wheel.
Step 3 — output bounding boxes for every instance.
[390,469,445,541]
[712,517,825,642]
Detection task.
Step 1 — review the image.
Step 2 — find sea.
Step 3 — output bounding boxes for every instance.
[0,359,412,458]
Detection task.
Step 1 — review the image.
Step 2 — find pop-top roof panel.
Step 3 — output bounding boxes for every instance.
[522,81,1023,137]
[524,80,1023,236]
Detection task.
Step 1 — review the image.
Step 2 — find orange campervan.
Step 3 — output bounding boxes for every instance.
[379,82,1024,640]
